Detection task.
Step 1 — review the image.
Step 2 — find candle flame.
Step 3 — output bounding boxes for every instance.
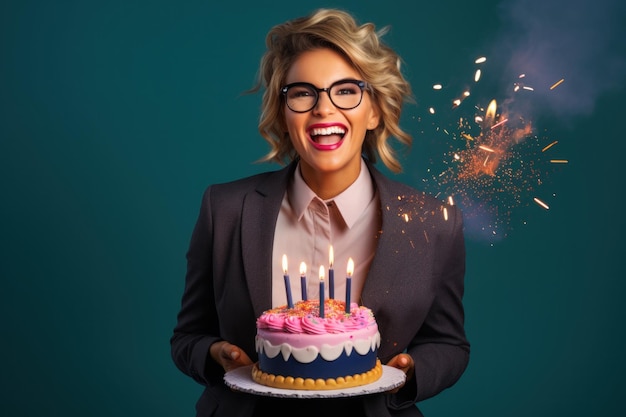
[485,99,497,123]
[347,258,354,277]
[282,254,288,274]
[319,265,325,281]
[533,197,550,210]
[329,245,334,267]
[300,261,307,275]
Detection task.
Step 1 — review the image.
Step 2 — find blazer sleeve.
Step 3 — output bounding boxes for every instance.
[411,203,469,402]
[170,186,224,386]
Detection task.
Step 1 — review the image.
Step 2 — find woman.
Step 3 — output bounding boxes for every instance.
[171,8,469,417]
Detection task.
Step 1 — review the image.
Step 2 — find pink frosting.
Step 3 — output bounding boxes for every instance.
[256,299,376,335]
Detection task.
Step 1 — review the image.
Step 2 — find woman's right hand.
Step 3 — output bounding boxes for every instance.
[209,341,253,373]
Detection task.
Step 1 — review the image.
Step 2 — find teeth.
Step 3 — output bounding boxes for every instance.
[310,126,346,136]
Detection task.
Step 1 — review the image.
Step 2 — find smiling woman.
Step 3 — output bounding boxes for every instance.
[171,8,469,417]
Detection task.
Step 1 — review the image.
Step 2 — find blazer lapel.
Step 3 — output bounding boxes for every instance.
[241,162,297,318]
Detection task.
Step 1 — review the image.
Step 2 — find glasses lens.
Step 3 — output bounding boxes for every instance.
[283,80,366,112]
[329,81,364,110]
[285,84,317,112]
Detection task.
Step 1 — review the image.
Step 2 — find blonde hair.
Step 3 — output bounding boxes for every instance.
[252,8,413,173]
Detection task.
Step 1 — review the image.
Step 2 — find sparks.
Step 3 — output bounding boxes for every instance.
[490,118,509,130]
[474,69,482,82]
[475,56,487,64]
[541,140,558,152]
[479,145,495,152]
[549,159,569,164]
[433,84,443,90]
[533,197,550,210]
[550,78,565,90]
[443,206,449,221]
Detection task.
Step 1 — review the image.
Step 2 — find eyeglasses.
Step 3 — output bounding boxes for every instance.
[281,79,368,113]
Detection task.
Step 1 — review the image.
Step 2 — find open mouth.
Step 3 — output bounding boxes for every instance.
[308,125,346,150]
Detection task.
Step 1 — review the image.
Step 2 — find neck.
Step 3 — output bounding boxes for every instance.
[299,161,361,200]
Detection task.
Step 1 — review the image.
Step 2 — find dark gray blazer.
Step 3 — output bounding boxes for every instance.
[171,160,469,417]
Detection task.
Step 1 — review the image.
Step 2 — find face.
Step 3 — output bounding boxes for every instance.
[283,48,380,194]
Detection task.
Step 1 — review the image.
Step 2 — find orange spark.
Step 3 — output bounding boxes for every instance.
[533,197,550,210]
[550,78,565,90]
[542,140,558,152]
[490,118,509,130]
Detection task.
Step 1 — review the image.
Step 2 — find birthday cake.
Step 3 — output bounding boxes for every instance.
[253,299,382,390]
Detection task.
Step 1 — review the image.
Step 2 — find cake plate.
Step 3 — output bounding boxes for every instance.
[224,364,406,398]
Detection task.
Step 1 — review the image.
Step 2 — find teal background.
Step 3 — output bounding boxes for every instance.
[1,0,625,416]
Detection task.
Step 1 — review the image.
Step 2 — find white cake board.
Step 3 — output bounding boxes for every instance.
[224,364,406,398]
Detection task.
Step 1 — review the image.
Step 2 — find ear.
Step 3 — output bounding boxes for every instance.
[367,103,381,130]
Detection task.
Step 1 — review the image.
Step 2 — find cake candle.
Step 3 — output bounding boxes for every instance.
[319,265,325,318]
[328,245,335,299]
[345,258,354,314]
[300,261,307,301]
[282,254,294,308]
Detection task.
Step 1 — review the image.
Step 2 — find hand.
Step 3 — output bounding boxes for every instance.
[385,353,415,393]
[210,341,253,373]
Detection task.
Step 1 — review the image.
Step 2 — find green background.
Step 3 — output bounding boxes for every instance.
[2,0,625,416]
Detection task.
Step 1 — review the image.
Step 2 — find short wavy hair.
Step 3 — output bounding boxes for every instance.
[251,8,413,173]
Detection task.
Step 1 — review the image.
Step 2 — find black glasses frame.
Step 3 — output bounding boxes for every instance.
[280,79,368,113]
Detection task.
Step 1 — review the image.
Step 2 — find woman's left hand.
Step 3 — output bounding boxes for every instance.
[385,353,414,393]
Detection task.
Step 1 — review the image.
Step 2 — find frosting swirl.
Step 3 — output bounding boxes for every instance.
[256,299,376,335]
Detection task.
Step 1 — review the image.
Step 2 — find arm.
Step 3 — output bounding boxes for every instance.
[170,187,224,386]
[388,204,470,407]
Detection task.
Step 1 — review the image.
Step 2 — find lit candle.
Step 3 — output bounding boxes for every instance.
[282,254,294,308]
[319,265,325,318]
[345,258,354,314]
[300,261,307,301]
[328,245,334,299]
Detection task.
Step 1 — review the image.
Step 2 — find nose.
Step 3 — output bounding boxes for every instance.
[312,90,336,116]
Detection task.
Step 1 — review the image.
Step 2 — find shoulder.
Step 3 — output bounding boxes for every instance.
[367,162,463,233]
[198,162,294,210]
[367,163,448,211]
